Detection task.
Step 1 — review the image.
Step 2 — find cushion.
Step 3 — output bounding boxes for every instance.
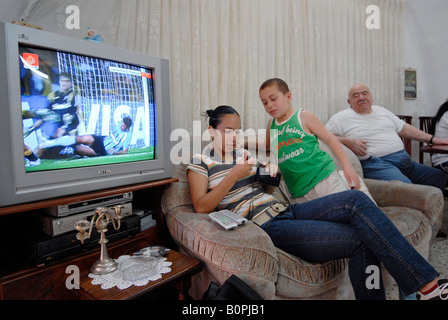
[165,210,279,299]
[275,248,350,299]
[319,141,364,177]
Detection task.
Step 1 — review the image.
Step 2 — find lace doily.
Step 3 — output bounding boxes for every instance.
[89,255,172,290]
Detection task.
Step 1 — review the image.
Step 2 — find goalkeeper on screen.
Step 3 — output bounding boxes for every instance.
[22,72,83,139]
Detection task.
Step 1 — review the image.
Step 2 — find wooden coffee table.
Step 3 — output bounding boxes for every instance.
[75,249,201,300]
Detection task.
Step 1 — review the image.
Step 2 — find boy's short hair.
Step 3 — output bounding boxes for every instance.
[259,78,290,94]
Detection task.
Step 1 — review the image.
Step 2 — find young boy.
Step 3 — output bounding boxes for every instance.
[259,78,360,203]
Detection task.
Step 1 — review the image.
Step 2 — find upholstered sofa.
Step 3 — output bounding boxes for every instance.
[160,145,444,300]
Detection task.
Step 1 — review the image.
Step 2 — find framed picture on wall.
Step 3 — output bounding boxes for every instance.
[404,68,417,100]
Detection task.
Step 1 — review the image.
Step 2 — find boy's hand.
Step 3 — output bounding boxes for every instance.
[261,162,279,177]
[344,167,360,190]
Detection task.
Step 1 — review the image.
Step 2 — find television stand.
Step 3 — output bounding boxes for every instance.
[0,178,183,300]
[0,178,178,216]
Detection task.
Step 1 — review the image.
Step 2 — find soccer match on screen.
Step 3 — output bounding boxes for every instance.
[20,46,157,173]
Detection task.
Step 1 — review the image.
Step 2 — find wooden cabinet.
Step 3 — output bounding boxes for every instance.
[0,178,177,300]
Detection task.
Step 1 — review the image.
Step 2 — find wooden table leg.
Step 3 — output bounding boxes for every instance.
[175,277,192,300]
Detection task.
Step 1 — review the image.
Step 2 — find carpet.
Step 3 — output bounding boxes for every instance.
[386,200,448,300]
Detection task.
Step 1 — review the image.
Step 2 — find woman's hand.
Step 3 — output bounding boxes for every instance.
[233,151,256,180]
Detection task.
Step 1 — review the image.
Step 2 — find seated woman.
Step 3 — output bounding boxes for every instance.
[187,105,448,300]
[431,99,448,172]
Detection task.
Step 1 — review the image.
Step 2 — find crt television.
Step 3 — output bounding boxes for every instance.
[0,21,172,207]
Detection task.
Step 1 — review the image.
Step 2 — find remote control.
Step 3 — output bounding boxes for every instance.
[218,209,247,225]
[209,212,238,230]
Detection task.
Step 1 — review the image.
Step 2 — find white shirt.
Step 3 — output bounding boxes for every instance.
[325,105,406,159]
[432,112,448,166]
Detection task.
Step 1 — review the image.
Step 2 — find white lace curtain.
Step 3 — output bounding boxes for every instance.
[10,0,405,132]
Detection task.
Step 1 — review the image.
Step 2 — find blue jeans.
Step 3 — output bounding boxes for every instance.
[360,150,446,193]
[261,190,439,300]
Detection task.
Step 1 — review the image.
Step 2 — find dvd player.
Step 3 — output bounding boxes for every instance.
[40,202,133,236]
[31,214,141,266]
[44,192,133,217]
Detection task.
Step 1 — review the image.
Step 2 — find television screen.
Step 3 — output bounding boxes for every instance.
[20,45,157,173]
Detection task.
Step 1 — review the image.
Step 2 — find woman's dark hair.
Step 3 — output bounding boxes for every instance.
[203,105,240,129]
[430,99,448,135]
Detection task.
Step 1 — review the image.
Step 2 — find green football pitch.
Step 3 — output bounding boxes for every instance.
[25,147,155,172]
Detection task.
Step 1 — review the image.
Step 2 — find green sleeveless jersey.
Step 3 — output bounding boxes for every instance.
[270,109,337,198]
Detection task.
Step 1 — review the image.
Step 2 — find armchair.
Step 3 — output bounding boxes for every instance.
[161,145,443,300]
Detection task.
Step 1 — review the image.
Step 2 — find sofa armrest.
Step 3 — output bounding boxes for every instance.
[365,178,443,234]
[163,207,279,299]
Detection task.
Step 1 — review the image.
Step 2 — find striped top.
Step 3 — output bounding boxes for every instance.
[187,149,278,220]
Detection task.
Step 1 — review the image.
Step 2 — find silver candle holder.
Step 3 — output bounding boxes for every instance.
[75,205,124,275]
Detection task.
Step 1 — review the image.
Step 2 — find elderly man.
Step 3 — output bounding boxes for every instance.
[326,84,447,195]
